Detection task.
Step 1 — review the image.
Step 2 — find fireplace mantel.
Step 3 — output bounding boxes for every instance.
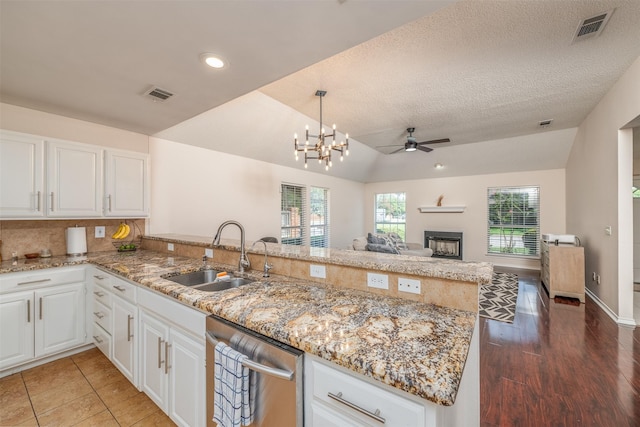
[419,206,466,213]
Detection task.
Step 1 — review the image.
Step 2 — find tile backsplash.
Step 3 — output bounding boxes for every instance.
[0,219,146,260]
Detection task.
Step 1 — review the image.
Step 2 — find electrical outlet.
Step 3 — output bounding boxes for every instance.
[310,264,326,278]
[95,226,105,238]
[367,272,389,289]
[398,277,421,294]
[205,248,213,258]
[168,243,174,251]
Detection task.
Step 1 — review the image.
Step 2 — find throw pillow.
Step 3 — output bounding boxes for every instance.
[386,232,409,250]
[367,233,388,245]
[352,237,368,251]
[365,243,401,254]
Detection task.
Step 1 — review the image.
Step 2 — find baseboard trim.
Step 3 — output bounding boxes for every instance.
[585,288,637,328]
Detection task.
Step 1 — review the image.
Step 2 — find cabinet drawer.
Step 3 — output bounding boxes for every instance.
[92,322,111,359]
[1,266,85,294]
[110,276,137,303]
[92,285,112,307]
[92,271,112,288]
[309,358,425,426]
[93,299,112,333]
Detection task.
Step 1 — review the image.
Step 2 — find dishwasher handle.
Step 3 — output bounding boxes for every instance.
[206,330,294,381]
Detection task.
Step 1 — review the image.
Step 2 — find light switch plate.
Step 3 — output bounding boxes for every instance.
[310,264,326,278]
[398,277,421,294]
[95,226,105,238]
[168,243,174,251]
[367,272,389,289]
[205,248,213,258]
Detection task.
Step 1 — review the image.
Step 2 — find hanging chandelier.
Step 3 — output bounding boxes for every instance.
[294,90,349,170]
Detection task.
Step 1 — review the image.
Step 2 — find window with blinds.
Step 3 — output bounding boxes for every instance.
[310,186,329,248]
[487,186,540,257]
[281,183,306,245]
[374,192,406,241]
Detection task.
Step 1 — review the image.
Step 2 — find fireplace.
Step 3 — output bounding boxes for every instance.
[424,231,463,260]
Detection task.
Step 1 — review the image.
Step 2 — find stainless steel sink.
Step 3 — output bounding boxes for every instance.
[166,270,221,287]
[165,270,254,292]
[192,277,254,292]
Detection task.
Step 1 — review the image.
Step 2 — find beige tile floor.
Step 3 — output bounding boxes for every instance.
[0,348,176,426]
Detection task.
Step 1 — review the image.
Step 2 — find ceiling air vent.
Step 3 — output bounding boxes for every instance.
[143,86,174,102]
[572,10,613,43]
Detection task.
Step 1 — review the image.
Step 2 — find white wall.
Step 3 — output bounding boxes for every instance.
[149,137,365,248]
[364,169,566,269]
[566,55,640,320]
[0,103,149,153]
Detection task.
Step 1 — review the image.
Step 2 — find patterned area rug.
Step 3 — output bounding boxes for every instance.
[479,272,519,323]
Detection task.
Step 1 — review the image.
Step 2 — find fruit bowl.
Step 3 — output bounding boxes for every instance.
[113,241,139,252]
[111,221,142,252]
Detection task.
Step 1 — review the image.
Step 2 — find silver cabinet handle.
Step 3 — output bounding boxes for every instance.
[93,275,106,280]
[94,291,105,297]
[35,191,41,212]
[127,314,133,341]
[27,300,31,323]
[107,194,112,212]
[164,342,171,374]
[39,297,43,320]
[328,392,386,424]
[158,337,164,369]
[93,312,105,319]
[93,335,103,344]
[113,285,126,292]
[18,278,51,286]
[206,331,294,381]
[50,192,54,212]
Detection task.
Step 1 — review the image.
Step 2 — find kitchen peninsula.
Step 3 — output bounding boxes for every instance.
[1,235,491,426]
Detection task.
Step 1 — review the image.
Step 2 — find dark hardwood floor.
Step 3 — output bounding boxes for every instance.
[480,267,640,427]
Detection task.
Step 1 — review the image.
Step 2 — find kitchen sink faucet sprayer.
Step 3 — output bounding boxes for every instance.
[251,240,272,277]
[212,220,250,273]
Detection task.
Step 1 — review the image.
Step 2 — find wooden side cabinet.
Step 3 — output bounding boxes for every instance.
[540,241,585,302]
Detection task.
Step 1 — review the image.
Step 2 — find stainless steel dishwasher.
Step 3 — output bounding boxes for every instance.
[205,315,304,427]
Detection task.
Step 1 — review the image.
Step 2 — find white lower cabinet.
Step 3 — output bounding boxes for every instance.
[305,354,429,427]
[138,288,206,427]
[112,295,137,385]
[0,267,88,372]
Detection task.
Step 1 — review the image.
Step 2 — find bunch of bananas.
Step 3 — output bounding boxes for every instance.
[112,223,131,239]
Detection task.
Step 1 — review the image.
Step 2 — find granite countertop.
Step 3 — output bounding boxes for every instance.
[145,233,494,284]
[0,250,476,407]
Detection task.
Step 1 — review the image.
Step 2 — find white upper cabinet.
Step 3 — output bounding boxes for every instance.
[0,129,149,219]
[104,150,149,217]
[47,140,103,217]
[0,131,45,217]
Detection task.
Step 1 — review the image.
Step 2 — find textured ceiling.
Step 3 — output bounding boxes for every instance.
[260,0,640,152]
[0,0,451,135]
[1,0,640,183]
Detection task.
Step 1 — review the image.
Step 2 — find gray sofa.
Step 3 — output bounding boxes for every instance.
[352,233,433,257]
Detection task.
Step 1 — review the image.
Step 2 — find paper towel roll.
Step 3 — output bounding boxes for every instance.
[66,227,87,256]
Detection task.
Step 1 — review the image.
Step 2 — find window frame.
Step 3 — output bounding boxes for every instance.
[487,185,540,258]
[374,192,407,241]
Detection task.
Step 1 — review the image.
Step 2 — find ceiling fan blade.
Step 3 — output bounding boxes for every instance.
[389,147,406,154]
[416,145,433,153]
[416,138,450,145]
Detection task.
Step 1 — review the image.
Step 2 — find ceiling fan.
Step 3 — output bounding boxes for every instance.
[379,127,450,154]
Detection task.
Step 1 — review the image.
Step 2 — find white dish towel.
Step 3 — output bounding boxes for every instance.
[213,342,252,427]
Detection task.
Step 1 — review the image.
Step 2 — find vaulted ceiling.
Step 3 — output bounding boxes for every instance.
[2,1,639,182]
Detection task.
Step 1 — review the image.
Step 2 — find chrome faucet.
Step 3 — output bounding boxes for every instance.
[251,240,272,277]
[212,220,250,273]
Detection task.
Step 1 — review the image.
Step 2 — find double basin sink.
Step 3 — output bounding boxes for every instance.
[166,269,254,292]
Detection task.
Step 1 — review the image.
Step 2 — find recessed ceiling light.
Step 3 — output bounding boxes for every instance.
[434,163,444,169]
[200,53,226,69]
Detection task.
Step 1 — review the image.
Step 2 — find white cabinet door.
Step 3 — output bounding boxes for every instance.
[34,283,86,357]
[0,131,44,218]
[104,150,149,217]
[47,140,103,217]
[140,310,169,413]
[112,296,137,385]
[169,328,205,427]
[0,291,35,369]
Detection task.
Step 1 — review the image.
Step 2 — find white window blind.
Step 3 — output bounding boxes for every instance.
[310,186,329,248]
[281,183,306,245]
[487,186,540,257]
[374,192,406,241]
